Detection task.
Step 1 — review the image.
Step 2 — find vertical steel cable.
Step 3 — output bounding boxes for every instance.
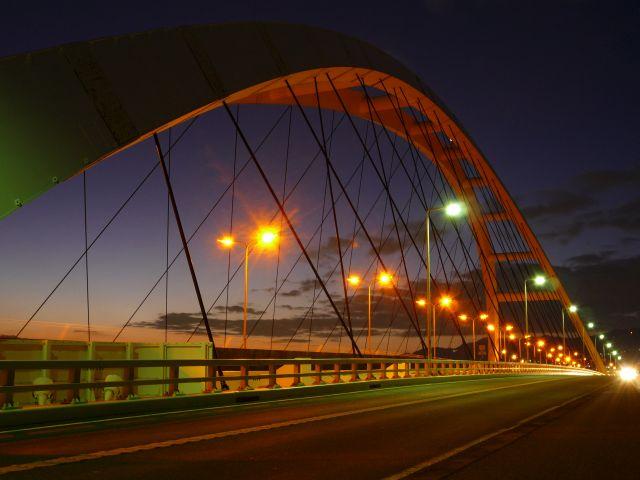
[164,129,171,343]
[83,171,91,343]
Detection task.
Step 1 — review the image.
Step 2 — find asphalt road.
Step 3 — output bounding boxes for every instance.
[0,375,616,479]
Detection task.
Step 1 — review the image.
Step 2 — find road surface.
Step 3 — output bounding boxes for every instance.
[0,374,627,479]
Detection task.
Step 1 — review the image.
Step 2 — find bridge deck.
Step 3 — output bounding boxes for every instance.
[0,375,617,479]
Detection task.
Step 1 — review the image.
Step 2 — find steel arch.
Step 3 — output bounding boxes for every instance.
[0,22,603,371]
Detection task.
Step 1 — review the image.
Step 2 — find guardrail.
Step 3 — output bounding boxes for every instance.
[0,358,596,409]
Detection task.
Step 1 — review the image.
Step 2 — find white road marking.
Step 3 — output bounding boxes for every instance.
[0,375,529,435]
[382,387,604,480]
[0,378,560,475]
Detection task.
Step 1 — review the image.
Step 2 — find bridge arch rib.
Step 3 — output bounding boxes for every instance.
[0,22,603,371]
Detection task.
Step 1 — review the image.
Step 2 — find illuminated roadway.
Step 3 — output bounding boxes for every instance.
[1,375,634,479]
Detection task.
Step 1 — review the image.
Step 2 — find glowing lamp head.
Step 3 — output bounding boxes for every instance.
[612,350,618,355]
[533,275,546,286]
[458,314,468,322]
[217,235,235,249]
[558,345,563,351]
[599,334,605,340]
[438,296,453,308]
[606,342,612,349]
[479,313,489,321]
[511,354,518,361]
[587,322,595,329]
[346,274,362,287]
[257,227,279,247]
[415,298,427,308]
[378,272,393,286]
[444,202,464,217]
[568,304,578,313]
[508,333,516,341]
[487,324,496,332]
[537,340,545,347]
[505,324,514,332]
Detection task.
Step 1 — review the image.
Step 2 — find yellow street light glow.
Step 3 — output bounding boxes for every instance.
[501,349,507,354]
[511,354,518,360]
[217,235,235,248]
[415,298,427,308]
[505,324,514,331]
[257,227,279,247]
[438,295,453,308]
[547,353,553,358]
[537,340,545,347]
[508,333,516,341]
[444,202,464,217]
[574,351,579,356]
[550,348,556,353]
[568,304,578,313]
[458,314,468,321]
[619,367,637,381]
[378,272,393,286]
[479,313,489,321]
[533,275,546,286]
[487,324,495,332]
[565,355,571,362]
[558,345,563,351]
[346,274,362,287]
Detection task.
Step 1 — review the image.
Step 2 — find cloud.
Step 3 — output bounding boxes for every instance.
[280,289,302,297]
[566,250,614,266]
[134,312,201,332]
[521,190,595,220]
[573,166,640,193]
[556,254,640,329]
[212,305,265,316]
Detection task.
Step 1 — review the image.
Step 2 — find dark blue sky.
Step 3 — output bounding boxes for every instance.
[1,0,639,341]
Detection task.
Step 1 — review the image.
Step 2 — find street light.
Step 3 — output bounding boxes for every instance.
[425,201,465,363]
[347,271,393,354]
[524,274,546,360]
[458,313,478,361]
[562,304,578,354]
[217,226,279,349]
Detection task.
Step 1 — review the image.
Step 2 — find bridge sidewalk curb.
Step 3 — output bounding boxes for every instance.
[0,373,518,429]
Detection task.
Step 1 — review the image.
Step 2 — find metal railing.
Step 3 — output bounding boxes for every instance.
[0,358,596,409]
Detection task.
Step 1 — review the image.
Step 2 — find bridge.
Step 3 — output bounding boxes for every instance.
[0,22,631,478]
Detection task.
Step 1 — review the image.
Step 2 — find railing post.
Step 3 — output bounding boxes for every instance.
[332,363,342,383]
[291,363,303,387]
[350,363,359,382]
[313,363,324,385]
[379,362,387,380]
[205,363,217,393]
[392,362,400,379]
[365,362,374,380]
[168,365,180,396]
[402,362,411,378]
[1,368,15,407]
[267,364,279,389]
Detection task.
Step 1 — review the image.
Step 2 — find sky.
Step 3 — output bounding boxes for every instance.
[0,0,639,351]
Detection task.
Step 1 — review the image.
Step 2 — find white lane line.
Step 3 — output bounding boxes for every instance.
[0,378,559,475]
[0,375,534,435]
[382,387,604,480]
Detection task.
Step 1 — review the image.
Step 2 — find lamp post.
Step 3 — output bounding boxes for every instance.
[425,202,465,362]
[458,313,484,361]
[524,275,546,361]
[217,227,279,349]
[433,295,453,359]
[537,339,545,364]
[347,271,393,354]
[562,304,578,354]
